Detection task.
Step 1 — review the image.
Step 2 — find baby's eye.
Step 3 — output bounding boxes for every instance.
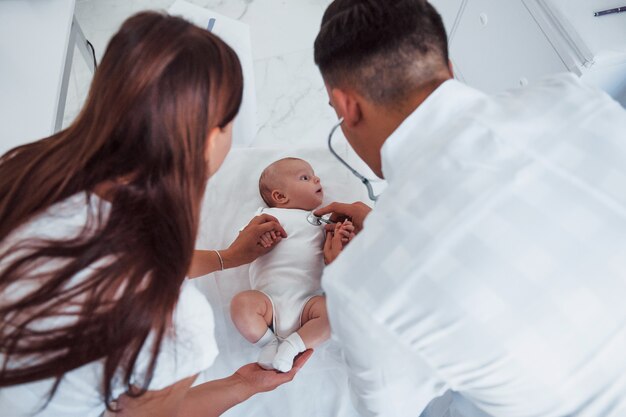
[300,175,310,181]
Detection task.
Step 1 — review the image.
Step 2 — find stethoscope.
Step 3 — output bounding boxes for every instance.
[306,212,334,226]
[327,117,379,202]
[306,117,380,226]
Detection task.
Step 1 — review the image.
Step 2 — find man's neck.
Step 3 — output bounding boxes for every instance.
[378,77,451,142]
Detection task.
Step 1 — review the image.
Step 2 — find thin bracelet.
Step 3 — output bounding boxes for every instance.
[213,250,224,271]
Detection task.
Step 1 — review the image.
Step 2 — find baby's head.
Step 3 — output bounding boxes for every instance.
[259,158,324,210]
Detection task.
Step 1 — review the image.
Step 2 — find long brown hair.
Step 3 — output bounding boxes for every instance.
[0,11,242,408]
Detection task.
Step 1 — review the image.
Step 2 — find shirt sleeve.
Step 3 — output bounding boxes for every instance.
[325,276,449,417]
[114,280,218,397]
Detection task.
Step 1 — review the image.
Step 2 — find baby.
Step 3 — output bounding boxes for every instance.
[230,157,354,372]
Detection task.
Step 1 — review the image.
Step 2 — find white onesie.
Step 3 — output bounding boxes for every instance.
[249,207,324,339]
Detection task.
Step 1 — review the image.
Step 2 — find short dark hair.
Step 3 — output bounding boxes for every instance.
[314,0,449,104]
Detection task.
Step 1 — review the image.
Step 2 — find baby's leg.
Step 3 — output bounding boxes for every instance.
[231,291,279,369]
[273,296,330,372]
[298,295,331,348]
[230,290,273,343]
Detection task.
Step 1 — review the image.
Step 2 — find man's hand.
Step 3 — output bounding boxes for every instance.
[222,214,287,268]
[314,202,371,235]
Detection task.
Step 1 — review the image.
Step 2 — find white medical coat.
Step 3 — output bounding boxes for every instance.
[322,74,626,417]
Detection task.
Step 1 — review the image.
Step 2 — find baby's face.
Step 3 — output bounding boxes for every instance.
[277,159,324,210]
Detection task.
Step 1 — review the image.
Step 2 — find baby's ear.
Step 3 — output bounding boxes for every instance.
[271,190,288,205]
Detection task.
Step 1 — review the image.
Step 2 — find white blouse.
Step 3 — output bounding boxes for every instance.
[0,193,218,416]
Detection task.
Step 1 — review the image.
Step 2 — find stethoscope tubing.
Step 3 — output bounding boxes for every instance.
[327,118,379,202]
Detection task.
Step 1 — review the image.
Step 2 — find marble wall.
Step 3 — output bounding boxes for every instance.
[65,0,342,150]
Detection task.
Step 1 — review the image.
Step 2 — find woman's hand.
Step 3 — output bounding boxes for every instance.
[314,202,371,235]
[189,215,286,279]
[234,350,313,397]
[222,214,287,268]
[175,350,313,417]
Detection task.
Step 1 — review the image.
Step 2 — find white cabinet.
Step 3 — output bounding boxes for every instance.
[169,1,257,147]
[430,0,626,106]
[451,0,569,91]
[0,0,76,154]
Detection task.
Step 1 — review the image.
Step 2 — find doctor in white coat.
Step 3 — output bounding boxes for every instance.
[313,1,626,417]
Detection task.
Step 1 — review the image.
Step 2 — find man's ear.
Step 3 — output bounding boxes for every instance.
[330,87,363,129]
[271,190,288,205]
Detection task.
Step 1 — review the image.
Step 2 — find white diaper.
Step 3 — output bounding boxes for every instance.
[261,291,323,339]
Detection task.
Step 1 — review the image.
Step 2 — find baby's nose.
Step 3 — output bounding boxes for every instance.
[314,176,320,184]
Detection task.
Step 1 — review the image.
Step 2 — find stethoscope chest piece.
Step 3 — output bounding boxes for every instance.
[306,212,333,226]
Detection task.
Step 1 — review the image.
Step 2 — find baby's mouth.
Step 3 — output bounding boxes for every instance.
[316,188,323,195]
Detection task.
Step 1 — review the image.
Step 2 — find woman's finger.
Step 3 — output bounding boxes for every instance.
[257,220,287,238]
[277,350,314,382]
[292,349,314,371]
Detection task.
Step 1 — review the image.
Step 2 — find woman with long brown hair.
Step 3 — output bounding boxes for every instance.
[0,11,310,417]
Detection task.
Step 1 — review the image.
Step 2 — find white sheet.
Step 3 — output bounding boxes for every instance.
[193,146,372,417]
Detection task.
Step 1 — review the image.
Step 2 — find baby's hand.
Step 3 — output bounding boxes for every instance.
[324,220,355,265]
[337,220,356,244]
[259,230,280,248]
